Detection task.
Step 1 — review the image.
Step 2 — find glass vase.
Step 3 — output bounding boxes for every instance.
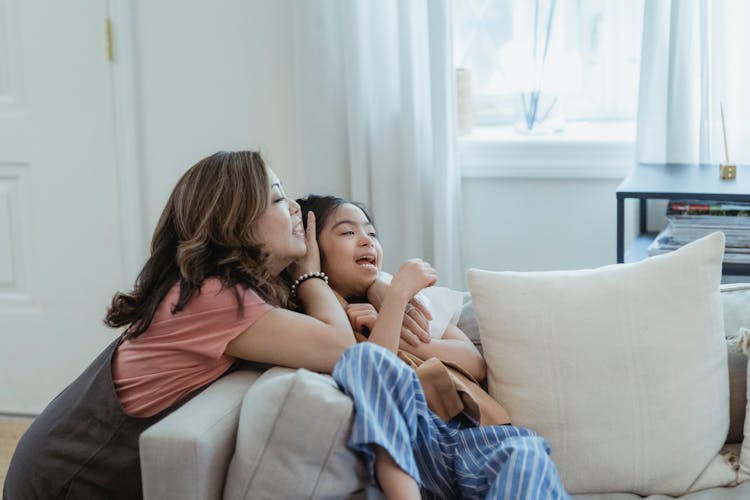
[514,90,565,135]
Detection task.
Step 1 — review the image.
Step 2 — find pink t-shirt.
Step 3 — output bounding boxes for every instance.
[112,278,273,417]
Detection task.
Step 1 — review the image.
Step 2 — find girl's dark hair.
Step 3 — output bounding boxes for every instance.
[105,150,292,338]
[296,195,375,235]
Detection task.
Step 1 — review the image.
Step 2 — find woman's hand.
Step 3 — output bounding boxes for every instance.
[346,303,378,335]
[347,302,429,347]
[289,211,321,278]
[400,300,431,346]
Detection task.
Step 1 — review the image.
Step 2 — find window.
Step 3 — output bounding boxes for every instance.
[454,0,644,128]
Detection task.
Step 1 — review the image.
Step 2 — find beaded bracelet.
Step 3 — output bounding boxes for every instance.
[290,271,329,297]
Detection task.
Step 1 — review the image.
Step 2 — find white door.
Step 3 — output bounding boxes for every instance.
[0,0,125,412]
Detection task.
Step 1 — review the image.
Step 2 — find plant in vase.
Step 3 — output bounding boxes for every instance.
[515,0,564,134]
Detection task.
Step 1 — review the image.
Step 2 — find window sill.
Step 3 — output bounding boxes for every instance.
[458,121,636,179]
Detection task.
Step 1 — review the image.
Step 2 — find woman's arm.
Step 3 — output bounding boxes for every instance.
[225,283,355,374]
[398,323,486,382]
[225,211,355,373]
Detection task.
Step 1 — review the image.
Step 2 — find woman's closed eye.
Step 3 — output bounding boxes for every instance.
[270,184,287,203]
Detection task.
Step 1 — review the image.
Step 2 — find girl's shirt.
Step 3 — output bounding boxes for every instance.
[112,278,273,417]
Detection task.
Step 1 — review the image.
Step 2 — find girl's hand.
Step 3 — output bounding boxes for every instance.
[389,259,437,301]
[346,303,379,334]
[290,211,321,278]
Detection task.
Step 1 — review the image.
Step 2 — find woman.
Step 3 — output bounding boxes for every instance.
[297,195,571,500]
[4,151,362,500]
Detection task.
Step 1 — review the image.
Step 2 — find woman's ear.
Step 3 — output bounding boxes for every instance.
[244,222,259,245]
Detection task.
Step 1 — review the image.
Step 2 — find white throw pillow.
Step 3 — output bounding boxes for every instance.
[467,232,730,496]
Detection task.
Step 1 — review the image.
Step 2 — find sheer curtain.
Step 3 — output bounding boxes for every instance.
[637,0,750,164]
[292,0,464,288]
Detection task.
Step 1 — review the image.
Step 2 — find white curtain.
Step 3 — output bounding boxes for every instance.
[292,0,464,288]
[637,0,750,164]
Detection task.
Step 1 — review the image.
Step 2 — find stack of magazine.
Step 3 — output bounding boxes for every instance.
[648,199,750,264]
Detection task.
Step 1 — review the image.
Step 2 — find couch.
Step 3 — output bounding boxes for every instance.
[141,234,750,499]
[140,279,750,500]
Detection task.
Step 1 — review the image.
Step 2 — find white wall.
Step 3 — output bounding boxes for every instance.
[2,1,644,413]
[133,0,299,239]
[461,177,639,277]
[131,1,636,282]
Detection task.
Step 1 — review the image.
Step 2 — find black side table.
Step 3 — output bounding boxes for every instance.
[616,163,750,274]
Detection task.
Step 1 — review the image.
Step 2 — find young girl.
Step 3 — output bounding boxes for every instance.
[4,151,357,500]
[297,195,571,500]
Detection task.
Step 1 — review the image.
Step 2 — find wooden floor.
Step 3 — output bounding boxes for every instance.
[0,416,33,491]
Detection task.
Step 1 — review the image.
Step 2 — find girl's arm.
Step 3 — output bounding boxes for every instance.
[398,323,486,381]
[225,212,355,373]
[348,302,486,382]
[367,274,432,345]
[366,259,436,353]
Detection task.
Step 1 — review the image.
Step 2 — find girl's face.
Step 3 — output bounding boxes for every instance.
[318,203,383,298]
[253,169,306,274]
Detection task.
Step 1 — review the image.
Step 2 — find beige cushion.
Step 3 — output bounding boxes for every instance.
[140,369,264,500]
[222,366,369,500]
[467,233,731,496]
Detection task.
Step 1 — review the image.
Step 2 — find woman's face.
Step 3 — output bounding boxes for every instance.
[318,203,383,298]
[253,169,306,274]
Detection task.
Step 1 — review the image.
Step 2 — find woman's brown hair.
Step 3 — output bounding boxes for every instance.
[105,150,291,338]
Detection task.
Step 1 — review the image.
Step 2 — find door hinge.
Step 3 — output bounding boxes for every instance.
[105,18,114,62]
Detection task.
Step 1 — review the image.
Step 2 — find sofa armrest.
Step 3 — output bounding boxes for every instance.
[721,283,750,337]
[140,369,263,500]
[721,283,750,444]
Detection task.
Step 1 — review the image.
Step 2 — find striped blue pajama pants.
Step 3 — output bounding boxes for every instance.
[332,342,570,500]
